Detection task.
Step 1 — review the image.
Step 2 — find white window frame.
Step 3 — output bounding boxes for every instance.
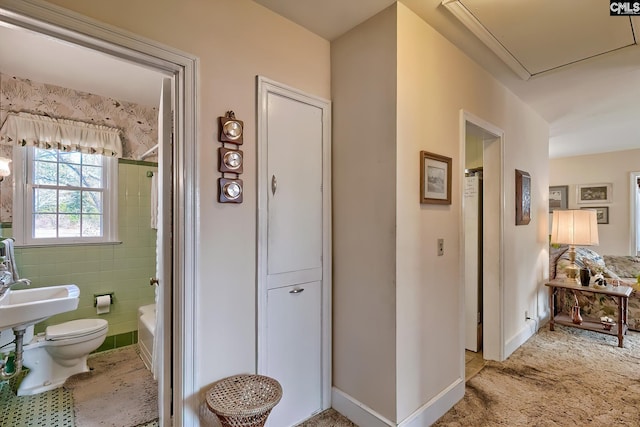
[13,146,118,246]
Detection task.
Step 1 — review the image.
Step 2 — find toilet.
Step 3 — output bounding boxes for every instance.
[0,318,108,396]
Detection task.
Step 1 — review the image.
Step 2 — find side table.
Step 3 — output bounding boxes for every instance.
[546,279,632,348]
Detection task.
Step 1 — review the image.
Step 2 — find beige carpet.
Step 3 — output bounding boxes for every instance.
[64,345,158,427]
[434,325,640,426]
[297,409,356,426]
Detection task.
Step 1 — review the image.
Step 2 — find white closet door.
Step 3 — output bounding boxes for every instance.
[267,92,323,284]
[258,77,331,427]
[267,282,322,427]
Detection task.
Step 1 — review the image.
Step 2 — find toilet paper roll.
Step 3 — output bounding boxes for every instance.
[96,295,111,315]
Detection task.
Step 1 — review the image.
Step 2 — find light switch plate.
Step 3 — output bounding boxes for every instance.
[437,238,444,256]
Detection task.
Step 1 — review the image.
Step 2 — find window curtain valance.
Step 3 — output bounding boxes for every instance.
[0,112,123,157]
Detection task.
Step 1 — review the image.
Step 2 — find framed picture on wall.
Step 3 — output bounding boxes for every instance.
[577,183,612,204]
[581,206,609,224]
[515,169,531,225]
[549,185,568,213]
[420,151,452,204]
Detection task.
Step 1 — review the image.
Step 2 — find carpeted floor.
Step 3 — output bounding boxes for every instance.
[297,408,356,426]
[434,325,640,426]
[64,345,158,427]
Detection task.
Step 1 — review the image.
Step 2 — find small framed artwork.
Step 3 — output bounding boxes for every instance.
[420,151,452,204]
[581,206,609,224]
[549,185,568,212]
[515,169,531,225]
[577,183,612,204]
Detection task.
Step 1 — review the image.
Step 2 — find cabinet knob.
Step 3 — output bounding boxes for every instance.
[289,288,304,294]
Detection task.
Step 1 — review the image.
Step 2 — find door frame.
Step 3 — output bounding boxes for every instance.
[256,76,332,409]
[459,110,505,363]
[629,172,640,256]
[0,1,199,426]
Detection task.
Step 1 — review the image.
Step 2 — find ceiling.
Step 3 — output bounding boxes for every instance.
[1,1,638,159]
[255,0,640,159]
[0,24,164,107]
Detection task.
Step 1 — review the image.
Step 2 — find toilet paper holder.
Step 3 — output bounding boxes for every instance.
[93,292,114,307]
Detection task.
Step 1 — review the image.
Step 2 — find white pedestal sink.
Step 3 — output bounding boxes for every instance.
[0,284,80,331]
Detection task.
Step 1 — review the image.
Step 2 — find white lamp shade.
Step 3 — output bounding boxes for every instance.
[550,209,599,246]
[0,156,10,178]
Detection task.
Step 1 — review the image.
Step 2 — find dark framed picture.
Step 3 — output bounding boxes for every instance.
[515,169,531,225]
[420,151,452,204]
[581,206,609,224]
[549,185,568,213]
[577,183,612,204]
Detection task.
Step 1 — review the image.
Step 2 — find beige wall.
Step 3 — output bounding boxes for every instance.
[397,4,549,420]
[550,149,640,255]
[465,132,484,170]
[332,4,550,423]
[44,0,331,420]
[331,5,398,421]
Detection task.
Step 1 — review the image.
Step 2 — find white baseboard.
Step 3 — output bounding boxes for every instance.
[504,316,539,358]
[331,387,395,427]
[397,378,464,427]
[332,378,465,427]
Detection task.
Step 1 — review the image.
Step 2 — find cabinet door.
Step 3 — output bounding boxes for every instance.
[266,282,322,427]
[267,92,323,280]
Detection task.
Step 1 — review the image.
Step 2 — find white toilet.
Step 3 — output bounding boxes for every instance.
[1,318,108,396]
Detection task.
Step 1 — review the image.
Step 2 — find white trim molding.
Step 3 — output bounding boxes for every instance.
[0,1,199,426]
[331,387,395,427]
[441,0,531,80]
[459,110,506,362]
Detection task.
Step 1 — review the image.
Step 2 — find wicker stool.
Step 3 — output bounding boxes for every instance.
[205,374,283,427]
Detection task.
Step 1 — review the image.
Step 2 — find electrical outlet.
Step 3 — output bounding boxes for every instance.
[437,238,444,256]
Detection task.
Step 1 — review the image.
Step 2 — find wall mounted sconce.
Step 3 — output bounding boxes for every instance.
[217,111,244,204]
[0,156,11,182]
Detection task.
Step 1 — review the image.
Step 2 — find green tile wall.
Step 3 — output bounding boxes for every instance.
[9,162,157,340]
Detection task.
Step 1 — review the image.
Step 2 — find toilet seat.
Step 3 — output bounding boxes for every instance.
[46,318,108,341]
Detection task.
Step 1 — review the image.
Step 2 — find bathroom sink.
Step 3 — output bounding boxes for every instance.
[0,284,80,331]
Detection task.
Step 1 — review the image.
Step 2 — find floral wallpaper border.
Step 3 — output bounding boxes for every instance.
[0,73,159,222]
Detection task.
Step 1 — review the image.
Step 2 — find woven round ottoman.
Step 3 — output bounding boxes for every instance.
[205,374,283,427]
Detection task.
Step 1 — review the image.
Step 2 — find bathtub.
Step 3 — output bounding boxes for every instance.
[138,304,155,371]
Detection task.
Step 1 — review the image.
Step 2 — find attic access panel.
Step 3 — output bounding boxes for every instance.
[454,0,637,76]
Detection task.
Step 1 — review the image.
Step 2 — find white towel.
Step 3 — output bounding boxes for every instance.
[3,238,18,280]
[150,172,158,230]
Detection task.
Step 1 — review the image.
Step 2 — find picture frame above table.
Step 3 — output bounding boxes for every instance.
[549,185,568,212]
[577,183,612,204]
[581,206,609,224]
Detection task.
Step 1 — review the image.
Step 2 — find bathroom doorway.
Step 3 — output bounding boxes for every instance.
[0,2,197,425]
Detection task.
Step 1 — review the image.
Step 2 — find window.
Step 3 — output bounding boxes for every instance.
[14,147,118,245]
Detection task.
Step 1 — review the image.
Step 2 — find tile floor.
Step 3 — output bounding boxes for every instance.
[0,373,74,426]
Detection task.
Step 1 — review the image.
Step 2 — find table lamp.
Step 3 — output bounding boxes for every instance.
[550,209,599,283]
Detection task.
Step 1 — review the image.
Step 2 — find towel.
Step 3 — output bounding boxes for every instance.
[3,238,18,280]
[150,172,158,230]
